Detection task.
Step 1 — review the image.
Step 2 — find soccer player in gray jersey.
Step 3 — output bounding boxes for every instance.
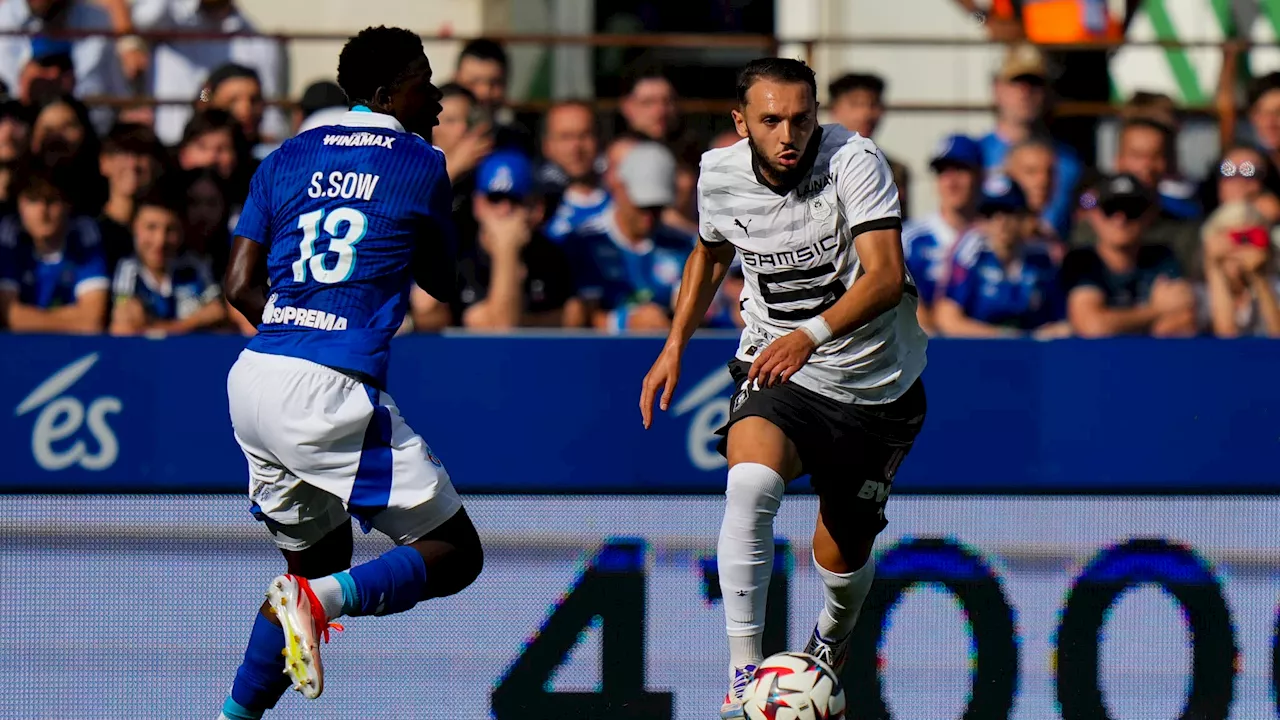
[640,58,928,718]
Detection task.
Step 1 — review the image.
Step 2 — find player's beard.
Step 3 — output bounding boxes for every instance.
[746,133,801,186]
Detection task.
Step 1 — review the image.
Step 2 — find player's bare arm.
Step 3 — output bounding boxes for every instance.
[639,238,736,429]
[748,227,906,388]
[225,236,269,325]
[6,288,108,334]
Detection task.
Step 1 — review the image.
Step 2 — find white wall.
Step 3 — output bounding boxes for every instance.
[236,0,486,96]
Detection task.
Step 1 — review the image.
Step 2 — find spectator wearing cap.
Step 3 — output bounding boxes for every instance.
[1062,174,1197,337]
[452,38,533,155]
[0,156,108,333]
[0,0,127,134]
[828,72,911,217]
[132,0,286,147]
[199,63,265,152]
[295,80,348,135]
[109,185,224,336]
[1199,201,1280,338]
[0,98,30,216]
[934,176,1067,338]
[977,43,1083,240]
[540,100,610,242]
[98,122,167,272]
[562,140,693,332]
[902,134,981,333]
[409,150,579,331]
[1070,121,1204,280]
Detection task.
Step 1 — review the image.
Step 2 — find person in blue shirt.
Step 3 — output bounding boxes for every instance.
[562,140,693,332]
[977,44,1083,240]
[902,133,981,333]
[218,26,483,720]
[933,176,1068,338]
[109,187,226,335]
[0,159,108,333]
[539,100,611,242]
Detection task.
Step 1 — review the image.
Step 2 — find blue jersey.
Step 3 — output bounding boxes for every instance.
[112,254,220,320]
[978,132,1083,239]
[562,215,692,313]
[943,231,1064,330]
[233,109,453,386]
[544,187,611,242]
[0,215,109,308]
[902,213,965,306]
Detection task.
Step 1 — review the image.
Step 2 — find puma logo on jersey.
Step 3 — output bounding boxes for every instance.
[733,218,751,236]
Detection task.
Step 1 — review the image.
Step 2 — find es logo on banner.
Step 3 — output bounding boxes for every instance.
[14,353,121,471]
[673,366,734,472]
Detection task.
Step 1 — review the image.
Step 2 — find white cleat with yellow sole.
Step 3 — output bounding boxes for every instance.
[265,574,343,700]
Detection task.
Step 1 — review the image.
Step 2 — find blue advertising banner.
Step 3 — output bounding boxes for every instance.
[0,334,1276,493]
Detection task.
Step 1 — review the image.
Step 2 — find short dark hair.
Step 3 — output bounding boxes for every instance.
[1119,116,1172,145]
[828,72,885,102]
[180,108,244,148]
[102,123,163,158]
[205,63,260,95]
[11,155,74,202]
[133,183,184,220]
[459,38,508,70]
[439,82,476,103]
[622,68,671,98]
[1248,72,1280,110]
[337,26,427,107]
[736,57,817,106]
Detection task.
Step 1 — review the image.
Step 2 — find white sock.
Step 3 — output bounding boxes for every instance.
[814,551,876,641]
[718,462,785,677]
[307,575,346,621]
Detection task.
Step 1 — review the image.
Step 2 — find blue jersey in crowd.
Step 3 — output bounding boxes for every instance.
[562,214,692,316]
[233,108,453,386]
[0,215,109,308]
[544,187,611,242]
[979,132,1083,239]
[943,231,1064,330]
[112,254,220,320]
[902,213,966,305]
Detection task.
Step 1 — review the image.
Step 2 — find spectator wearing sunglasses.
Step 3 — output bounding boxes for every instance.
[1199,201,1280,338]
[1062,174,1197,337]
[1200,145,1280,225]
[934,176,1067,338]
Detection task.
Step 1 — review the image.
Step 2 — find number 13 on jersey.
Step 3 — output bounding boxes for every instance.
[292,207,368,284]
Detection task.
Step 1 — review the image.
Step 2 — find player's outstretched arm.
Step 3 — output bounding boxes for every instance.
[224,236,268,326]
[640,238,735,429]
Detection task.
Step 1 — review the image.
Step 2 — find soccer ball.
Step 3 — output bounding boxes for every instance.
[742,651,846,720]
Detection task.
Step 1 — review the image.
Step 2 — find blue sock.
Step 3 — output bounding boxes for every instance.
[227,610,291,714]
[345,545,429,616]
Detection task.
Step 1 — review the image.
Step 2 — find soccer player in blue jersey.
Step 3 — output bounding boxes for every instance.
[217,26,483,719]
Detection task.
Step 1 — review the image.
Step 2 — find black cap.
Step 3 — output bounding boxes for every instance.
[976,174,1029,216]
[300,81,348,118]
[1080,173,1157,220]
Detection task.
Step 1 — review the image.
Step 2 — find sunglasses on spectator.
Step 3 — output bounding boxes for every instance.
[1100,200,1150,220]
[1219,159,1265,180]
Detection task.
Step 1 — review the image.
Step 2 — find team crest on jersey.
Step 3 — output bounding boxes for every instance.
[809,195,832,221]
[732,386,749,413]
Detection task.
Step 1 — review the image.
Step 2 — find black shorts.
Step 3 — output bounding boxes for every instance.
[715,360,927,533]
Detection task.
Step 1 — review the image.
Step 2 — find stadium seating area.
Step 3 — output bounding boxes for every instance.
[0,0,1278,340]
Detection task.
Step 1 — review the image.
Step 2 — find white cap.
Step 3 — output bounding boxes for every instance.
[617,141,677,208]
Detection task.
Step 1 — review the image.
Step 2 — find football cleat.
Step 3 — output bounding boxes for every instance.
[720,664,756,719]
[803,626,851,677]
[266,574,344,700]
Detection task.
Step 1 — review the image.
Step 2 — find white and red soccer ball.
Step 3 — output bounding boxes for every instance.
[742,651,847,720]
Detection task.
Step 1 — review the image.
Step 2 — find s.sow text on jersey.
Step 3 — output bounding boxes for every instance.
[306,171,381,202]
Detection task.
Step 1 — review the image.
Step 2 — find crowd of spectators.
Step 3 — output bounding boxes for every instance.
[0,0,1278,340]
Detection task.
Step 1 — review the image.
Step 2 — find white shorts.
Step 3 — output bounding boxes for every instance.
[226,349,463,551]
